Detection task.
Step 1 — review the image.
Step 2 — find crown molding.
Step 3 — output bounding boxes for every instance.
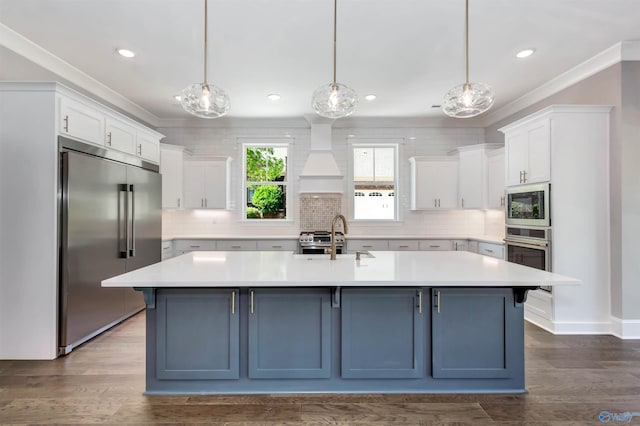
[0,23,161,127]
[482,41,639,127]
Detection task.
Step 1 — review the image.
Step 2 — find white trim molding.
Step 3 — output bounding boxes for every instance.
[610,317,640,340]
[0,23,160,127]
[484,41,640,127]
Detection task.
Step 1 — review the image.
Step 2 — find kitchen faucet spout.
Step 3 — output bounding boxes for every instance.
[330,214,348,260]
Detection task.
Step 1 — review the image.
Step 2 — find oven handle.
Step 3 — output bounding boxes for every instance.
[504,238,549,249]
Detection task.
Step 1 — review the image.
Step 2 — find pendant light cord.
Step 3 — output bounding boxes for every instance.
[465,0,469,85]
[204,0,208,85]
[333,0,337,85]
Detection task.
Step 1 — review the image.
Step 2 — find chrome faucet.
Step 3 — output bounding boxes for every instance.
[330,214,348,260]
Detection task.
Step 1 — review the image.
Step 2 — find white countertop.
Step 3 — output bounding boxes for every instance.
[162,235,505,244]
[103,251,578,288]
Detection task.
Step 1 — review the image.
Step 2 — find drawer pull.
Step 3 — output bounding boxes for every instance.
[398,245,409,248]
[189,245,201,248]
[429,245,440,248]
[163,246,171,250]
[271,245,282,248]
[231,245,241,249]
[362,245,373,248]
[231,291,235,315]
[485,249,494,253]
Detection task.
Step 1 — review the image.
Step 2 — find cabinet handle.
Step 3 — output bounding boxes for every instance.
[231,245,241,249]
[63,115,69,132]
[177,198,181,208]
[436,290,441,313]
[205,198,208,207]
[434,199,437,208]
[461,198,464,208]
[485,249,494,253]
[429,245,440,248]
[107,132,112,146]
[163,246,171,250]
[231,291,235,315]
[271,245,282,249]
[398,245,409,248]
[137,144,142,156]
[189,245,201,248]
[438,198,441,207]
[201,198,204,208]
[522,170,527,183]
[417,290,422,314]
[362,245,373,248]
[250,290,254,314]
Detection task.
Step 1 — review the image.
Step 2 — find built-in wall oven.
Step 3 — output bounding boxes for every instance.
[504,226,552,292]
[505,183,550,227]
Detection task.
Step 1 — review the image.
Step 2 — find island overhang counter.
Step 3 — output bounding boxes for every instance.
[102,251,578,395]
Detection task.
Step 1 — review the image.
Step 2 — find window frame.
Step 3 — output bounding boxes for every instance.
[348,140,400,222]
[241,140,291,222]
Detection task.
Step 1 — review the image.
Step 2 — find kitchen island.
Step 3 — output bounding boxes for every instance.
[103,250,578,395]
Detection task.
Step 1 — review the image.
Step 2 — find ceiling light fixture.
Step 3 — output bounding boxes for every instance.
[180,0,230,119]
[364,94,377,101]
[442,0,494,118]
[116,48,135,58]
[267,93,281,101]
[516,48,535,59]
[311,0,357,119]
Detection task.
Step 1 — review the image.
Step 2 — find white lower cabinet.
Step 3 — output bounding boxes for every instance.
[347,239,389,252]
[388,240,419,251]
[256,240,298,251]
[217,240,257,251]
[419,240,452,251]
[161,240,174,260]
[173,240,217,256]
[478,242,504,259]
[468,241,479,253]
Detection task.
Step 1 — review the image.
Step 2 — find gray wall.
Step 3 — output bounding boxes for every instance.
[486,62,640,321]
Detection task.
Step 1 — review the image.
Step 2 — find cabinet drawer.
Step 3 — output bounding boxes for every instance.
[161,240,173,260]
[478,242,504,259]
[388,240,419,251]
[452,240,469,251]
[173,239,217,252]
[347,239,389,251]
[217,240,257,251]
[256,240,297,251]
[419,240,452,251]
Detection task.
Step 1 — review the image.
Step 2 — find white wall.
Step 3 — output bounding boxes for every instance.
[158,124,502,239]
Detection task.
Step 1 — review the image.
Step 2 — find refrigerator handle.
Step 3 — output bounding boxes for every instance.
[129,184,135,257]
[118,184,129,258]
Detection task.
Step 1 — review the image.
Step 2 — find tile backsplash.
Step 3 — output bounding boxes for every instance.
[299,194,343,231]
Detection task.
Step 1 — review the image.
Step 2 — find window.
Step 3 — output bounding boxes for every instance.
[243,144,288,220]
[352,145,397,220]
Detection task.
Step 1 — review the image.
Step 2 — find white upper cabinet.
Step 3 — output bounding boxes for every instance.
[183,158,231,209]
[160,144,189,209]
[486,148,505,210]
[58,89,162,164]
[105,117,137,154]
[503,119,550,186]
[59,96,105,145]
[457,148,485,209]
[409,157,458,210]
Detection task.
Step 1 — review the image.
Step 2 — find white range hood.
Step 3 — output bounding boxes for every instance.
[298,116,344,193]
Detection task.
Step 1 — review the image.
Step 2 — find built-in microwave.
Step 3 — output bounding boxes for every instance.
[505,183,550,227]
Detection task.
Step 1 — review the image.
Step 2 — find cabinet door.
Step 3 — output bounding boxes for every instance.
[341,288,424,378]
[59,96,105,145]
[216,240,257,251]
[419,240,452,251]
[505,131,528,186]
[203,161,228,209]
[160,147,184,209]
[183,163,206,208]
[486,149,505,209]
[388,240,419,251]
[137,132,160,163]
[347,239,388,251]
[105,117,136,155]
[525,120,551,184]
[256,240,298,251]
[478,242,504,259]
[452,240,468,251]
[435,161,459,209]
[410,158,458,209]
[432,288,514,379]
[458,149,484,209]
[156,289,239,380]
[248,289,331,379]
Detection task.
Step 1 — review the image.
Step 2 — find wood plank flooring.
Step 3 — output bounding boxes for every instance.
[1,312,640,425]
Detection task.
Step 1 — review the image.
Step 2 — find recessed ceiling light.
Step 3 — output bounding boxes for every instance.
[116,48,136,58]
[516,48,535,59]
[174,95,182,102]
[267,93,281,101]
[364,94,377,101]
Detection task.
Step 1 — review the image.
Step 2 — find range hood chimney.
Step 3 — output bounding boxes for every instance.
[298,115,344,193]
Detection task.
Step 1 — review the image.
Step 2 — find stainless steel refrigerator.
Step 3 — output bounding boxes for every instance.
[58,137,161,355]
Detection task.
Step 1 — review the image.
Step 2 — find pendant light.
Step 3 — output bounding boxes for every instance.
[180,0,230,118]
[442,0,494,118]
[311,0,358,119]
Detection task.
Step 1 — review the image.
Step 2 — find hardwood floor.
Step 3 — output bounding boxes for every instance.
[1,312,640,425]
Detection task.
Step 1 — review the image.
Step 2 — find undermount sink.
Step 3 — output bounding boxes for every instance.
[292,252,374,261]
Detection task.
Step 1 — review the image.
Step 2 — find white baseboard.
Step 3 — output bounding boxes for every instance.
[610,317,640,339]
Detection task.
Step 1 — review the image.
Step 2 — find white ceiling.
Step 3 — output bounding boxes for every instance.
[1,0,640,125]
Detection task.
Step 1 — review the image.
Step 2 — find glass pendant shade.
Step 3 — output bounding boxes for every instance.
[312,82,358,119]
[442,82,494,118]
[181,83,230,119]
